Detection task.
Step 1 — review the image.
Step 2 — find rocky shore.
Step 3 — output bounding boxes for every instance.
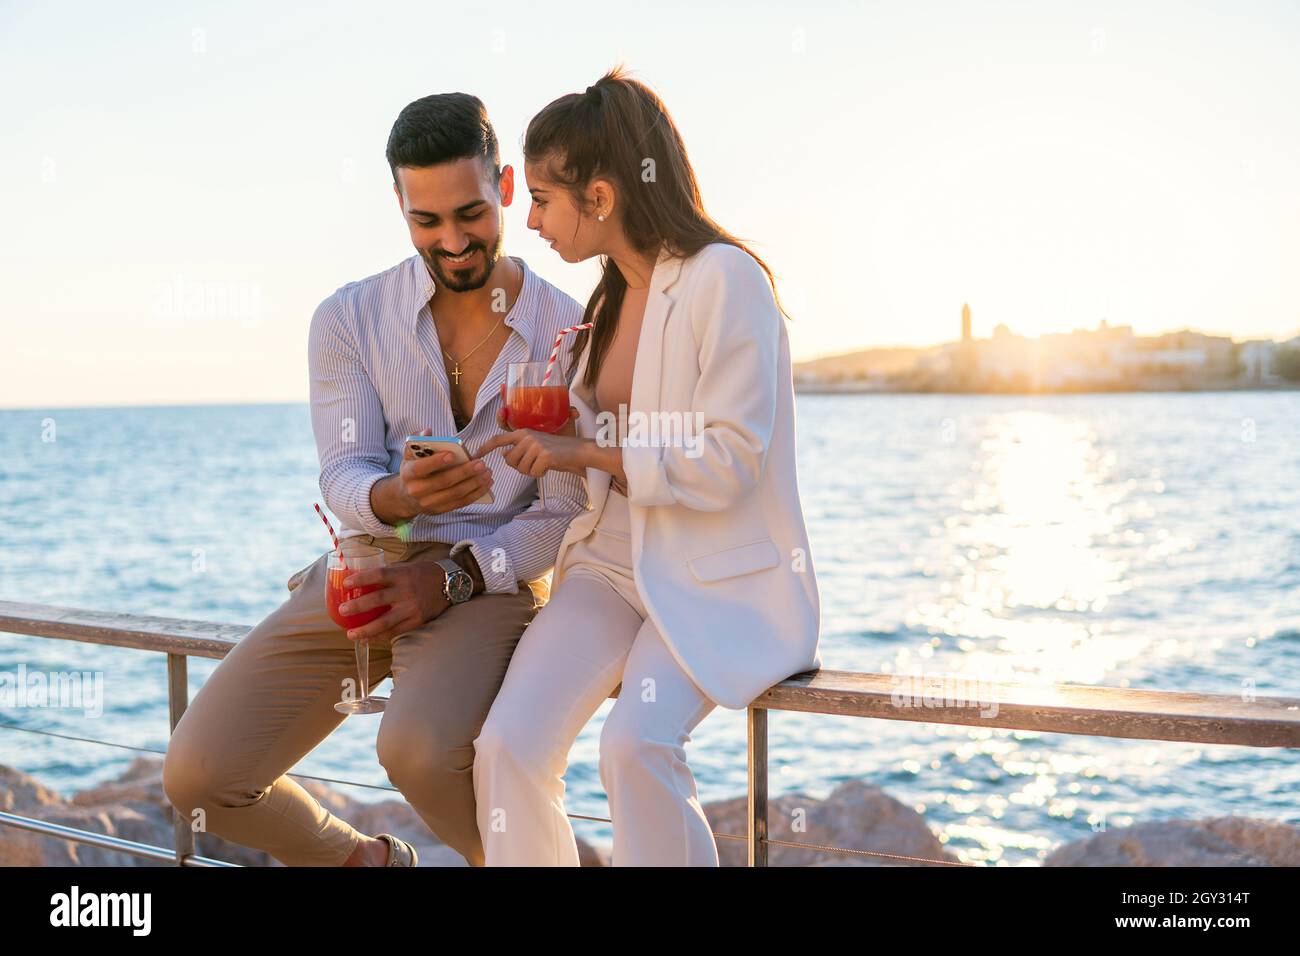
[1,759,1295,866]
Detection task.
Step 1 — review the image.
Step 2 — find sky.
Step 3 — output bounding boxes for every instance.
[2,0,1298,407]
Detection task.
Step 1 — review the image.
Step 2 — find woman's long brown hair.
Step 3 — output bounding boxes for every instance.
[524,64,790,390]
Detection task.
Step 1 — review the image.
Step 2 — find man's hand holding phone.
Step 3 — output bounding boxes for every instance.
[370,428,494,522]
[401,428,495,513]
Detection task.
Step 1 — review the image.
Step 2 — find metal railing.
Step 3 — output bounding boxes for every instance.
[2,600,1298,867]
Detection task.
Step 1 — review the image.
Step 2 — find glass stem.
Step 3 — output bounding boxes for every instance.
[355,639,368,701]
[537,474,547,513]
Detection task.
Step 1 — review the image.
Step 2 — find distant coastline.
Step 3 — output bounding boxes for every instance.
[795,311,1300,396]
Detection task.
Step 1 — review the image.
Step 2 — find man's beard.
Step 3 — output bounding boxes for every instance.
[421,231,504,293]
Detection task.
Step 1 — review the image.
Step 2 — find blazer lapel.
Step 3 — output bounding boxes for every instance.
[625,245,685,548]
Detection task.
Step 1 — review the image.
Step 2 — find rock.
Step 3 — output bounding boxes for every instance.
[703,779,959,866]
[0,764,64,814]
[1044,817,1300,867]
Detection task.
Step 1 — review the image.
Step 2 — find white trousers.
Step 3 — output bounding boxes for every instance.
[472,488,720,866]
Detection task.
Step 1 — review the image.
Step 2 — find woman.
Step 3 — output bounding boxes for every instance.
[471,66,820,866]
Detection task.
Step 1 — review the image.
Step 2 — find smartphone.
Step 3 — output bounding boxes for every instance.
[403,435,494,505]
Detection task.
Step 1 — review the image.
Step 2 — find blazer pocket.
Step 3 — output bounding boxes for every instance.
[687,538,781,583]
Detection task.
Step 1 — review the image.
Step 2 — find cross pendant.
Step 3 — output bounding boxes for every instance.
[449,363,462,385]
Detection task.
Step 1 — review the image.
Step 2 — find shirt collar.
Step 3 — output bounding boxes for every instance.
[407,254,541,346]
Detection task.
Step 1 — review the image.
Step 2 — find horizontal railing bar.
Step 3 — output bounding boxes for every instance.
[0,810,237,867]
[0,720,411,794]
[756,671,1300,747]
[4,601,1297,747]
[0,601,241,660]
[761,835,971,865]
[0,720,169,757]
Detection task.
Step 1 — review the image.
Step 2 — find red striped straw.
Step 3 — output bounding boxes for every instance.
[314,503,346,569]
[542,322,594,385]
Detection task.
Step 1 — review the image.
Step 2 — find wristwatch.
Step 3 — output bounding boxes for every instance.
[436,558,474,605]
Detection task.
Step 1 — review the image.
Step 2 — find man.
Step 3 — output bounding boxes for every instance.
[162,92,587,867]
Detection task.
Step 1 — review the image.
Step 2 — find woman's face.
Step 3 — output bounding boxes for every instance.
[524,158,606,263]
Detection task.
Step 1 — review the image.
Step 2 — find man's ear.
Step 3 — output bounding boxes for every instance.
[498,164,515,207]
[393,181,405,214]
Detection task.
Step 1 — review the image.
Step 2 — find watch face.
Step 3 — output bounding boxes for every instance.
[446,568,473,603]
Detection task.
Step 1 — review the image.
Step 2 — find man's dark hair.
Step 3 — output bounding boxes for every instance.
[385,92,501,191]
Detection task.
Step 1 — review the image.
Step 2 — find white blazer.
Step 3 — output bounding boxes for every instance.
[552,242,822,710]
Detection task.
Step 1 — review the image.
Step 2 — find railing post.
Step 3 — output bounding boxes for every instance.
[167,653,194,866]
[747,705,768,867]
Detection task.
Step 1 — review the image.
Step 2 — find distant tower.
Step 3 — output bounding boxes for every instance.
[961,303,972,343]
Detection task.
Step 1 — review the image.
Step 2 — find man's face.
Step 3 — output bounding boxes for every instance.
[394,158,514,293]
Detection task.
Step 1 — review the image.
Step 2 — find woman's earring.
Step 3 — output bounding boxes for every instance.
[597,213,606,222]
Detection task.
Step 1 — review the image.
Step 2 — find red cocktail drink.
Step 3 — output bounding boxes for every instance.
[324,545,390,715]
[497,361,577,520]
[504,384,570,432]
[326,567,389,630]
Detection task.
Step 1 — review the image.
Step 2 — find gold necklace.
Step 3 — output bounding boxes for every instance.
[442,316,504,386]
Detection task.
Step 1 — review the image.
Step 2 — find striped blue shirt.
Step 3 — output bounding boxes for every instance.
[308,253,589,594]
